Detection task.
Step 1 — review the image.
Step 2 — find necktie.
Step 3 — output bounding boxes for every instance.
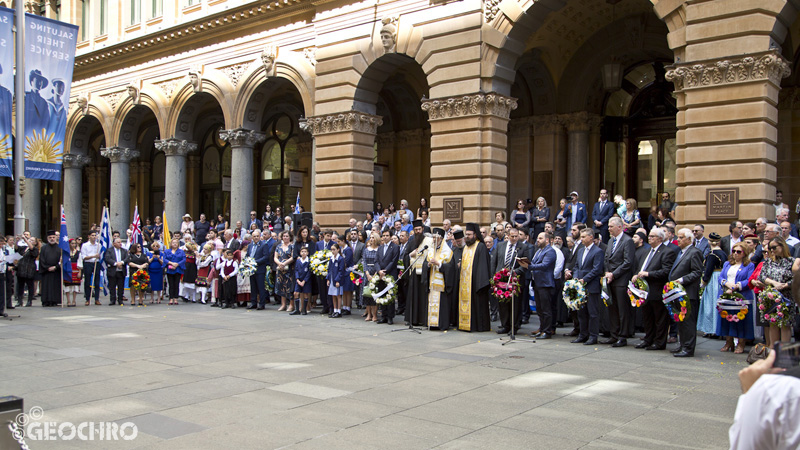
[505,244,515,268]
[641,248,656,272]
[533,249,542,262]
[581,247,588,268]
[670,250,684,278]
[611,236,618,254]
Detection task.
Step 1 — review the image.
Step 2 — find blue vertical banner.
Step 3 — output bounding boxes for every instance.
[23,13,79,181]
[0,7,13,178]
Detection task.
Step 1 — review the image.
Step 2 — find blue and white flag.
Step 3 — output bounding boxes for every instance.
[294,192,301,214]
[97,206,110,295]
[0,7,13,178]
[59,205,72,282]
[23,13,79,180]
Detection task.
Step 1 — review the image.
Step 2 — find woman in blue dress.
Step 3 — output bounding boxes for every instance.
[163,239,186,306]
[361,233,380,322]
[274,231,295,312]
[148,241,165,304]
[716,242,755,354]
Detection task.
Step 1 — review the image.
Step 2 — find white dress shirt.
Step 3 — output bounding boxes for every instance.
[729,374,800,450]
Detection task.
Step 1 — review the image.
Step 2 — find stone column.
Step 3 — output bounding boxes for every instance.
[666,51,790,226]
[154,138,197,232]
[218,129,265,228]
[22,179,41,237]
[63,154,91,237]
[562,112,601,201]
[421,93,517,225]
[300,112,382,228]
[101,147,140,234]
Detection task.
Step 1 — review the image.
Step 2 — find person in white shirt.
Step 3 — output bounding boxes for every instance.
[729,351,800,450]
[79,230,104,306]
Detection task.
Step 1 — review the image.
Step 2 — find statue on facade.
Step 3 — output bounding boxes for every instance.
[261,45,277,76]
[380,17,398,52]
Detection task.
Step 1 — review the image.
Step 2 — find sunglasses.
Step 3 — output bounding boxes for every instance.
[769,245,780,251]
[731,250,743,254]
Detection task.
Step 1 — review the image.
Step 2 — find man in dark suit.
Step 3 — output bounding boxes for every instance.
[668,228,704,357]
[572,228,604,345]
[720,220,743,255]
[348,229,365,264]
[591,189,614,243]
[563,223,586,337]
[692,224,710,258]
[223,230,240,251]
[396,229,414,315]
[104,238,129,306]
[246,230,271,310]
[633,227,677,350]
[248,211,263,231]
[603,217,635,347]
[565,191,587,231]
[490,228,528,335]
[376,229,399,324]
[520,232,556,339]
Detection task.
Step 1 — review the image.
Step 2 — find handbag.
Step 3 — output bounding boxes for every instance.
[746,343,770,365]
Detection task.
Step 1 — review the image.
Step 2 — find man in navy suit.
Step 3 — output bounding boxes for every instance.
[377,229,399,324]
[668,228,704,357]
[520,232,557,339]
[603,217,635,347]
[565,191,587,231]
[572,228,605,345]
[633,227,677,350]
[692,224,710,258]
[591,189,614,243]
[490,228,528,335]
[246,230,271,310]
[248,211,263,231]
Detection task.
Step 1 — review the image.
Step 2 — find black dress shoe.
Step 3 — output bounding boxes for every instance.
[321,309,330,315]
[332,312,342,318]
[496,327,509,334]
[387,318,393,325]
[257,306,265,310]
[289,310,301,315]
[378,318,387,324]
[247,305,257,310]
[342,310,351,315]
[673,350,694,357]
[570,337,588,343]
[600,338,617,345]
[669,347,682,354]
[538,333,552,340]
[646,344,666,350]
[584,338,598,345]
[634,342,651,349]
[563,330,579,337]
[611,339,627,348]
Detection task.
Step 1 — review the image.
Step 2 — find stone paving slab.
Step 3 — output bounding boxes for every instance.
[1,300,747,449]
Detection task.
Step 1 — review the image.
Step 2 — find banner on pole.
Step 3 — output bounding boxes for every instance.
[23,13,79,181]
[0,7,13,178]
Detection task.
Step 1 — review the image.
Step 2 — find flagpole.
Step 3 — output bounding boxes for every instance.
[13,2,26,235]
[61,205,65,309]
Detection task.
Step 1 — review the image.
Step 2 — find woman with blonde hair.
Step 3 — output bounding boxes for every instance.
[621,198,641,230]
[361,232,381,322]
[716,242,755,354]
[757,237,795,348]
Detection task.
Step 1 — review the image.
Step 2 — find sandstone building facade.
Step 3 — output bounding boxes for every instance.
[9,0,800,236]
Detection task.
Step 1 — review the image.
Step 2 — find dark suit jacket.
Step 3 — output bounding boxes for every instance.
[245,241,271,274]
[104,247,129,277]
[529,245,556,289]
[720,235,741,255]
[604,233,635,287]
[575,244,604,294]
[377,242,399,278]
[248,219,263,230]
[349,241,365,264]
[566,243,584,272]
[668,246,704,299]
[491,240,527,277]
[636,243,677,302]
[591,201,614,229]
[224,238,240,252]
[693,237,710,258]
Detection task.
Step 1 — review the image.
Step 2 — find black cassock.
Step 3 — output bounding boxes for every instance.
[446,245,463,328]
[39,243,62,306]
[405,251,428,327]
[460,242,492,332]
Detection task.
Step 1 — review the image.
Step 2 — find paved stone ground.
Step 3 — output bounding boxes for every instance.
[1,298,745,449]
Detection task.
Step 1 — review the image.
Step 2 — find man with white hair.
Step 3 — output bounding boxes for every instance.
[399,199,414,222]
[631,227,677,351]
[245,229,271,310]
[775,208,798,239]
[667,228,704,357]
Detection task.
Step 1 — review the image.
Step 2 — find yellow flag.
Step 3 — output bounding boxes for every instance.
[163,209,170,244]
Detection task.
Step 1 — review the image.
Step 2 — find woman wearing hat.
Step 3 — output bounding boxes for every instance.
[698,232,726,338]
[181,214,195,237]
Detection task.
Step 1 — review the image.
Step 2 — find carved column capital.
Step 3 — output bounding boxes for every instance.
[508,117,534,136]
[396,129,424,147]
[62,154,91,169]
[155,138,198,156]
[100,147,140,163]
[219,128,267,147]
[560,112,602,133]
[531,115,563,135]
[665,50,791,92]
[421,92,518,121]
[299,112,383,136]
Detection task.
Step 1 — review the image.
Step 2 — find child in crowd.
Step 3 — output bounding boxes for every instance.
[327,243,344,318]
[217,249,238,309]
[292,246,311,315]
[181,243,198,302]
[196,243,216,304]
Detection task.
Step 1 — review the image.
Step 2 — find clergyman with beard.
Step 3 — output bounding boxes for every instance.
[457,223,491,332]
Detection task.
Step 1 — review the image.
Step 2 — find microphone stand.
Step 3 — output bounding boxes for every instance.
[392,246,428,334]
[501,254,536,346]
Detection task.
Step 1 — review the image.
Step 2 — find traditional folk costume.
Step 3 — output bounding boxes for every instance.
[181,251,198,302]
[217,257,239,308]
[196,251,216,304]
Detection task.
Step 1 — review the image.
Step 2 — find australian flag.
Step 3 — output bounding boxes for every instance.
[60,206,72,282]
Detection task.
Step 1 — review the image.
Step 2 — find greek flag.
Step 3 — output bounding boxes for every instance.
[97,206,110,295]
[294,192,301,214]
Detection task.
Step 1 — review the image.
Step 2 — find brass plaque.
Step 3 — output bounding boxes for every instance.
[443,198,463,223]
[706,188,738,219]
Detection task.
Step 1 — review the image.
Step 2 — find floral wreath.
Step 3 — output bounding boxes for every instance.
[662,281,689,322]
[601,277,612,307]
[562,279,587,311]
[366,274,398,305]
[758,287,793,328]
[264,266,274,291]
[491,268,520,303]
[310,249,332,277]
[130,269,150,290]
[627,278,649,307]
[717,291,748,322]
[239,256,257,278]
[349,261,364,286]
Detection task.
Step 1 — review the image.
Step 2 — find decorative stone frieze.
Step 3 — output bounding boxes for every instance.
[396,129,424,147]
[155,138,198,156]
[484,0,501,23]
[421,93,518,120]
[531,115,563,135]
[62,154,91,169]
[665,51,791,91]
[100,147,140,162]
[299,112,383,136]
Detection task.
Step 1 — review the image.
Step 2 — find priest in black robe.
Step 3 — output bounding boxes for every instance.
[39,230,63,307]
[405,222,432,326]
[446,232,464,328]
[457,223,491,332]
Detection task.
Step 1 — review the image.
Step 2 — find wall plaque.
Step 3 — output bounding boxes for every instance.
[443,197,463,223]
[706,188,738,219]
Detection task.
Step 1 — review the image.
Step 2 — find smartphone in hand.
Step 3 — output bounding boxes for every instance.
[773,341,800,369]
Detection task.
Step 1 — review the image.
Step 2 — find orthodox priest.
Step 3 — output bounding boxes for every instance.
[405,221,433,326]
[422,228,453,330]
[39,231,63,307]
[457,223,491,331]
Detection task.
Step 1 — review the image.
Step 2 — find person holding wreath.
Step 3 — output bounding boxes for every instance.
[491,227,528,335]
[756,237,794,348]
[127,243,149,306]
[667,228,704,357]
[717,242,755,354]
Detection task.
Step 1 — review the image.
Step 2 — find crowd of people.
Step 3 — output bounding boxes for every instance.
[1,192,798,360]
